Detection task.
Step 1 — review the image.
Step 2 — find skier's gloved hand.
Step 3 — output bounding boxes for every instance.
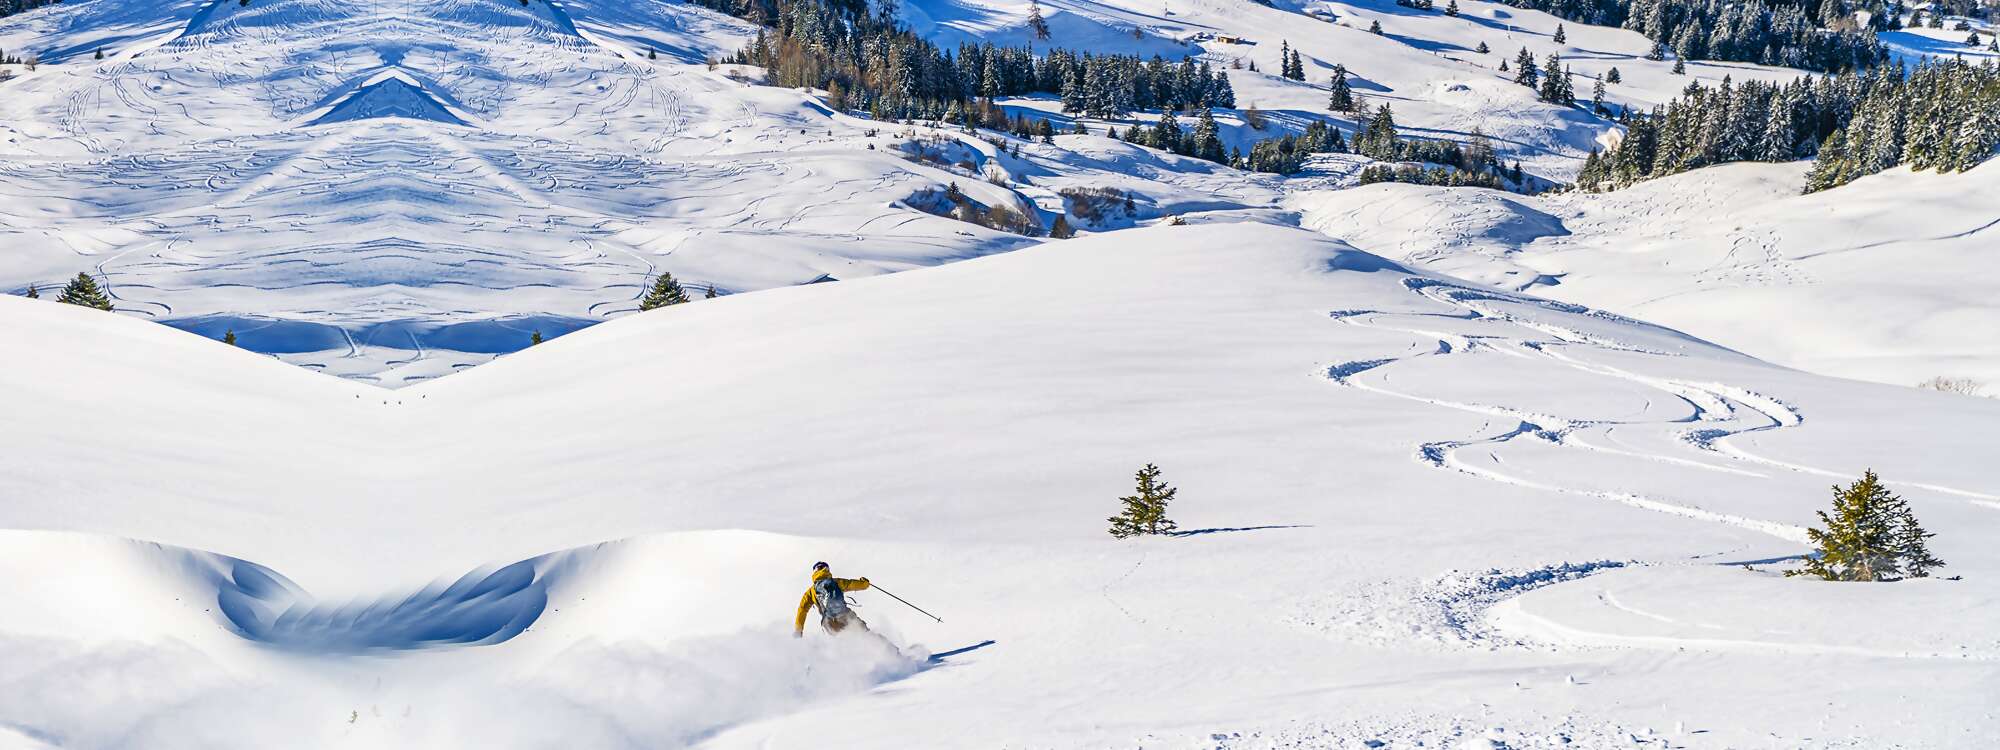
[858,577,869,585]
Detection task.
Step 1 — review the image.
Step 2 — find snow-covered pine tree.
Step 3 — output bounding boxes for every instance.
[1789,470,1945,581]
[1672,57,1686,74]
[1476,40,1489,53]
[1967,31,1981,46]
[1553,24,1566,44]
[1327,64,1354,112]
[22,284,36,299]
[56,272,112,311]
[1446,0,1459,15]
[1028,0,1051,40]
[1513,47,1539,87]
[1369,19,1383,34]
[638,271,691,311]
[1539,53,1572,104]
[1107,463,1179,538]
[1192,108,1225,162]
[1592,76,1607,113]
[1152,110,1184,154]
[1645,41,1667,61]
[1360,102,1398,160]
[1605,66,1621,84]
[705,285,719,299]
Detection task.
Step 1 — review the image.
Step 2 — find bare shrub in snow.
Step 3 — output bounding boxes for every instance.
[1916,376,1985,396]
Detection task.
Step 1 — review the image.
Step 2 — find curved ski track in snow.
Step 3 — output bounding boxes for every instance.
[1324,277,2000,542]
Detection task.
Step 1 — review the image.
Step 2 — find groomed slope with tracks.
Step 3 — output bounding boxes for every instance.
[1,224,1996,748]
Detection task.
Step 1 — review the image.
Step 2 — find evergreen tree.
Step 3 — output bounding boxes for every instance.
[1191,107,1225,162]
[93,48,102,60]
[1789,471,1944,581]
[1327,64,1354,112]
[1645,41,1667,61]
[223,330,237,346]
[639,271,691,310]
[531,330,544,346]
[1592,76,1607,113]
[1539,52,1573,104]
[56,272,112,311]
[1967,31,1981,46]
[1050,214,1075,238]
[1476,40,1489,53]
[1360,102,1400,159]
[1446,0,1459,15]
[1605,66,1622,84]
[1151,110,1184,154]
[648,48,657,60]
[1672,57,1686,74]
[1029,0,1051,40]
[1513,47,1540,88]
[1369,19,1383,34]
[705,285,719,299]
[22,284,35,299]
[1107,463,1179,538]
[1553,24,1566,44]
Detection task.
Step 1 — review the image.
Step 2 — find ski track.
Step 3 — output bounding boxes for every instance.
[1324,277,1999,544]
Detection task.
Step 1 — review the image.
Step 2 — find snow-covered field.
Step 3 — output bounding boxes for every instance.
[1295,159,2000,387]
[6,224,2000,748]
[2,0,1999,747]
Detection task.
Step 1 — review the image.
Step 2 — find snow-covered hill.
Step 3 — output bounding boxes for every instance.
[1296,158,2000,387]
[4,224,1999,748]
[1,0,1998,746]
[0,0,1274,383]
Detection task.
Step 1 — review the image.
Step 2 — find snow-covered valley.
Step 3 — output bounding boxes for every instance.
[1,0,1997,747]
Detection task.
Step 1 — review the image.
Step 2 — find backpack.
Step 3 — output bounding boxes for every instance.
[812,576,849,619]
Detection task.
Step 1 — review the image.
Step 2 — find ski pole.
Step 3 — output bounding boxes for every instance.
[869,583,942,623]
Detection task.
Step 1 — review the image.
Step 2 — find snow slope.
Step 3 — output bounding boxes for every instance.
[0,0,1279,384]
[3,224,1999,748]
[1296,158,2000,387]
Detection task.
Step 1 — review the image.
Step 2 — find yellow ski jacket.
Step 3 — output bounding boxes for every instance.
[795,567,870,633]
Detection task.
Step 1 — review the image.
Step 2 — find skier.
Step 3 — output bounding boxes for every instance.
[793,561,872,638]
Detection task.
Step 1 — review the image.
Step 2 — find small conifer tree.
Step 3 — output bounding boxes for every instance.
[639,272,691,310]
[22,284,36,299]
[1553,24,1566,44]
[1605,66,1621,84]
[224,330,237,346]
[94,48,103,60]
[1029,0,1052,40]
[1476,40,1489,54]
[530,330,544,345]
[1050,214,1075,238]
[1446,0,1459,15]
[705,285,719,299]
[1108,463,1179,538]
[1369,20,1383,34]
[1672,58,1686,74]
[1789,470,1945,581]
[56,272,112,311]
